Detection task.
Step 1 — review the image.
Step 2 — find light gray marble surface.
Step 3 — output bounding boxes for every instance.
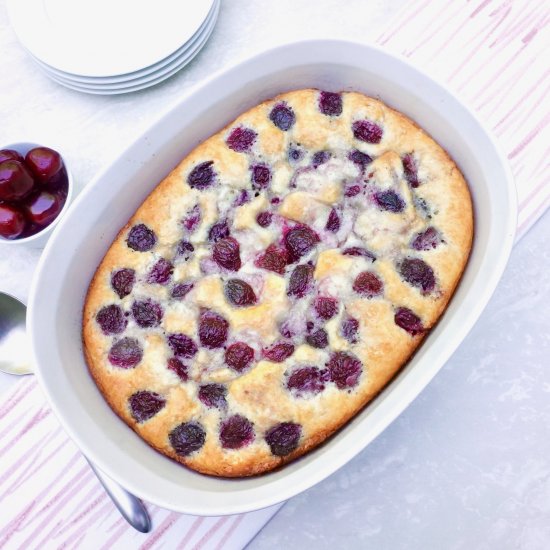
[250,212,550,549]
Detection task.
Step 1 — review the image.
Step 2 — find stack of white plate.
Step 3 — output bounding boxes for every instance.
[7,0,219,95]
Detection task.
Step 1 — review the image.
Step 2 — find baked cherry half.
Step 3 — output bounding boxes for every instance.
[219,415,255,449]
[169,422,206,456]
[225,342,255,372]
[269,102,295,131]
[265,422,302,457]
[284,225,319,263]
[224,278,257,307]
[129,391,166,423]
[198,310,229,348]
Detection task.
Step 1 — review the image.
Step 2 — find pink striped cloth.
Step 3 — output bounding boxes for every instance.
[0,379,280,550]
[377,0,549,238]
[1,2,548,548]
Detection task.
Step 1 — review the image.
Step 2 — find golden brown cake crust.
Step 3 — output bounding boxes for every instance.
[82,89,473,477]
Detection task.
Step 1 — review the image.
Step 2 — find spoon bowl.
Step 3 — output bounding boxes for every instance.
[0,291,33,375]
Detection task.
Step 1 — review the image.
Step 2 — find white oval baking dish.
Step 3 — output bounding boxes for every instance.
[28,40,517,516]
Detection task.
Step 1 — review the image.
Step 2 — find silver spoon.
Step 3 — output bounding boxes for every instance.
[0,290,151,533]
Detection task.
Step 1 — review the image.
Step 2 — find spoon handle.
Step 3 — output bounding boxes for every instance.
[85,457,152,533]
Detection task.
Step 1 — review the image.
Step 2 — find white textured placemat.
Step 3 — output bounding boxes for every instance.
[377,0,549,238]
[0,379,279,550]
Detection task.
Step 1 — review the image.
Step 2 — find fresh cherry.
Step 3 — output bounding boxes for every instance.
[24,191,64,227]
[25,147,62,184]
[0,160,35,201]
[0,149,23,163]
[0,204,26,239]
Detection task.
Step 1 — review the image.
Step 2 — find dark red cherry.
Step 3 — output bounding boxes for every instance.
[171,282,194,300]
[312,151,330,168]
[399,258,435,294]
[198,384,227,410]
[219,415,255,449]
[348,149,373,169]
[188,161,215,190]
[213,237,241,271]
[341,316,359,343]
[96,304,127,335]
[325,209,340,232]
[111,268,135,298]
[0,149,23,163]
[208,220,230,242]
[167,357,189,381]
[342,247,376,262]
[147,258,173,285]
[256,211,273,227]
[225,342,255,372]
[345,184,362,197]
[182,204,201,231]
[127,224,156,252]
[402,154,420,188]
[0,160,35,201]
[314,296,338,320]
[224,279,257,307]
[108,337,143,369]
[306,328,329,349]
[374,190,405,213]
[169,422,206,456]
[411,227,441,250]
[167,333,198,358]
[226,127,257,152]
[25,147,62,183]
[234,189,250,206]
[24,191,63,227]
[198,310,229,348]
[263,341,295,362]
[353,271,384,298]
[269,103,295,131]
[255,244,288,274]
[176,240,194,261]
[328,351,362,389]
[395,307,424,336]
[319,91,342,116]
[287,264,314,298]
[284,225,319,263]
[265,422,302,456]
[132,299,163,328]
[352,120,383,143]
[287,367,326,395]
[129,391,166,422]
[0,204,25,239]
[251,164,271,189]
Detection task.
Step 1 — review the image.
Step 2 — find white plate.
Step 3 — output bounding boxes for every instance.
[7,0,214,77]
[27,0,219,85]
[32,2,219,95]
[28,40,517,516]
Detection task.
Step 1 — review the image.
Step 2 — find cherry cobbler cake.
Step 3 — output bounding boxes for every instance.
[83,89,473,477]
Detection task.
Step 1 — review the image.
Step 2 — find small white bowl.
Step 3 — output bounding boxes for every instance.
[0,142,74,248]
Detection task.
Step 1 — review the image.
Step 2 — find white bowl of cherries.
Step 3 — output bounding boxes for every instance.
[0,142,73,247]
